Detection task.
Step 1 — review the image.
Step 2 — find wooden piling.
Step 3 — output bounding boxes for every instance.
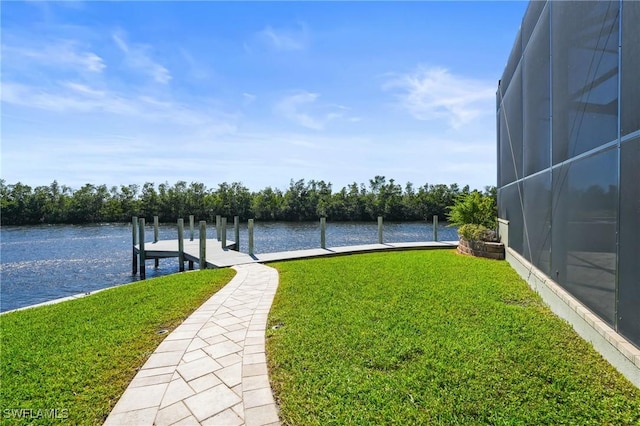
[153,216,159,268]
[216,215,222,241]
[178,218,185,272]
[154,216,159,242]
[378,216,383,244]
[320,217,326,249]
[433,215,439,242]
[234,216,240,251]
[199,221,207,269]
[189,215,195,241]
[221,217,227,248]
[248,219,254,256]
[138,217,146,279]
[131,216,138,275]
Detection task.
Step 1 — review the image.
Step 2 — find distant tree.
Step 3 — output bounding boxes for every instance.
[4,182,34,224]
[252,187,283,220]
[102,186,124,221]
[67,184,109,223]
[186,181,208,220]
[0,177,492,225]
[282,179,308,221]
[141,182,160,220]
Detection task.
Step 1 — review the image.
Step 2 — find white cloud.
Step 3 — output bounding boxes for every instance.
[383,66,495,128]
[1,80,237,133]
[112,31,171,84]
[274,91,354,130]
[179,48,211,81]
[275,92,324,130]
[255,23,309,52]
[62,81,106,97]
[2,41,105,73]
[243,93,257,106]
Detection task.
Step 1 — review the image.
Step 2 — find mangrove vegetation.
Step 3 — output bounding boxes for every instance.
[0,176,496,226]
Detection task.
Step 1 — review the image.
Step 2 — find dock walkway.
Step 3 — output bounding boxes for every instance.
[106,241,458,425]
[139,239,458,269]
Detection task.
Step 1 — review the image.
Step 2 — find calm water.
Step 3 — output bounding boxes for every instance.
[0,221,457,312]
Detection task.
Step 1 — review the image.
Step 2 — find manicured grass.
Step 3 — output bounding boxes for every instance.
[267,250,640,425]
[0,269,235,425]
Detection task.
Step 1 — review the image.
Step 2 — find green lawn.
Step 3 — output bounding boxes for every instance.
[267,250,640,425]
[0,269,235,425]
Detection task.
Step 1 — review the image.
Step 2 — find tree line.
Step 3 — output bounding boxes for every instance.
[0,177,496,226]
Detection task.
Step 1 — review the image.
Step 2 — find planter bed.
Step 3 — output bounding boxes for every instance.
[458,236,505,260]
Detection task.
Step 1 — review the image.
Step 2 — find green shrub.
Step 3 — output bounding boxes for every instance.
[447,191,496,229]
[458,223,497,242]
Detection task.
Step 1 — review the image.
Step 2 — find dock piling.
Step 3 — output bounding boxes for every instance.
[131,216,138,275]
[153,216,159,268]
[433,215,438,242]
[199,221,207,269]
[154,216,159,243]
[234,216,240,251]
[138,218,146,279]
[221,217,227,248]
[178,218,185,272]
[320,217,326,249]
[189,215,194,241]
[248,219,254,256]
[216,215,222,241]
[378,216,383,244]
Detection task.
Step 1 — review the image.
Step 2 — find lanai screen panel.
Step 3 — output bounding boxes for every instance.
[523,171,551,276]
[621,1,640,136]
[551,1,618,165]
[499,65,523,187]
[551,148,618,326]
[521,0,546,48]
[498,182,524,256]
[523,3,550,177]
[618,136,640,344]
[497,0,640,347]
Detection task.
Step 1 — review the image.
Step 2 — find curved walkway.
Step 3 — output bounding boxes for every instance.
[104,263,280,426]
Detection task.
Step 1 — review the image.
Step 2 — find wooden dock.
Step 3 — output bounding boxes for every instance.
[136,240,459,270]
[132,214,458,277]
[134,238,247,269]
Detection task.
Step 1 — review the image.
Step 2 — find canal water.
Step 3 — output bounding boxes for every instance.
[0,221,458,312]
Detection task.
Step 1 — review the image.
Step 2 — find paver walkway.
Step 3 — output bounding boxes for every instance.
[104,263,280,426]
[102,243,459,425]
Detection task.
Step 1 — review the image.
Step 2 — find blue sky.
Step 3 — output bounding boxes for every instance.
[1,1,528,192]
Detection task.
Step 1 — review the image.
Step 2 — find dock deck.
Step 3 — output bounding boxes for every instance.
[136,239,459,269]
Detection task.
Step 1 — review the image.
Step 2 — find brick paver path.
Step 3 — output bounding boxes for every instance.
[104,263,280,426]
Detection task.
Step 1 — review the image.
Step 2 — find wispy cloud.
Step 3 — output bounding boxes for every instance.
[243,93,257,106]
[274,91,349,130]
[2,29,232,133]
[62,81,106,97]
[112,30,171,84]
[179,48,211,81]
[275,92,324,130]
[1,80,237,133]
[250,23,309,52]
[2,41,105,73]
[383,66,494,128]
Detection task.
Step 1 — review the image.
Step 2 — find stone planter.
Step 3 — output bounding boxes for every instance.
[457,236,505,260]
